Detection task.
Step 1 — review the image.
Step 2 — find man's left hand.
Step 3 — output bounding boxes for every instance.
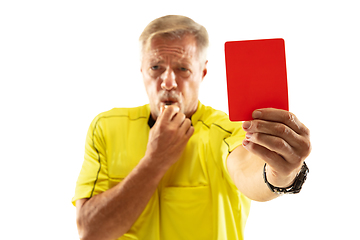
[242,108,311,188]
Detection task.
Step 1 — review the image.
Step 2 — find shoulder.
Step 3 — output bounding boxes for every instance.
[202,105,228,122]
[195,102,242,134]
[92,104,150,122]
[88,104,150,129]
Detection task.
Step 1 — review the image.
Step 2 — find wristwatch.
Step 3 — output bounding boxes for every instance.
[263,162,309,194]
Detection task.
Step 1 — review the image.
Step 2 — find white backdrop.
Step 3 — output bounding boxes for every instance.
[1,1,359,239]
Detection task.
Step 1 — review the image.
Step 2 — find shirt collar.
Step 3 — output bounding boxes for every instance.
[147,101,204,129]
[148,114,156,128]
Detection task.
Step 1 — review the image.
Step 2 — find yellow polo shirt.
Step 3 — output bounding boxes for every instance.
[72,101,251,240]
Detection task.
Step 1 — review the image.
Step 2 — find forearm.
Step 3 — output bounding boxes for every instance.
[227,146,298,202]
[230,152,278,202]
[77,156,166,240]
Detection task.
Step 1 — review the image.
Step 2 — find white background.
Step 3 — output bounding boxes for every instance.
[1,1,359,239]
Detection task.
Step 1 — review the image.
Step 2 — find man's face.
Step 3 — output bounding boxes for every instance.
[141,34,207,120]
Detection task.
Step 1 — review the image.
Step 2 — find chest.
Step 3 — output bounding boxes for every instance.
[105,121,210,188]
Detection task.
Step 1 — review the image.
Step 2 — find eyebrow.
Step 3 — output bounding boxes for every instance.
[149,58,192,66]
[149,59,164,65]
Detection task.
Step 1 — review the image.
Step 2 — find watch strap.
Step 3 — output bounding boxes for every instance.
[263,162,309,194]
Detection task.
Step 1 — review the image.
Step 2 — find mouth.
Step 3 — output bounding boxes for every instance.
[160,97,179,106]
[158,92,182,110]
[164,101,176,106]
[159,100,180,111]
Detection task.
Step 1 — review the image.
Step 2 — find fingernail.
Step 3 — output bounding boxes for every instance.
[253,110,261,119]
[243,121,251,129]
[245,132,253,139]
[160,106,165,114]
[242,139,249,146]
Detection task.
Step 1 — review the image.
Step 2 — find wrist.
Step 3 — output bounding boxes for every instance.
[265,164,298,188]
[140,155,170,178]
[263,162,309,194]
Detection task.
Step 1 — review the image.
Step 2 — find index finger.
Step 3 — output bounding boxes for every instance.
[252,108,310,136]
[159,105,180,121]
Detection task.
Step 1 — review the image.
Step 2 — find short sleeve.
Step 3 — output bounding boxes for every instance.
[208,118,246,189]
[224,122,246,152]
[71,115,109,206]
[222,121,246,188]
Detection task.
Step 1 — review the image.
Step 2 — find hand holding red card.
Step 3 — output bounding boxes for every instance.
[225,39,312,191]
[225,38,289,121]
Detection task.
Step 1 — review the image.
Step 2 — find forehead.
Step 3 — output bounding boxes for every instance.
[144,35,199,62]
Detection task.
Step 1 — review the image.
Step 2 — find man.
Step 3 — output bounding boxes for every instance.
[72,15,311,240]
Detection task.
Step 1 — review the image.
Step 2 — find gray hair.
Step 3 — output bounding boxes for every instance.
[139,15,209,65]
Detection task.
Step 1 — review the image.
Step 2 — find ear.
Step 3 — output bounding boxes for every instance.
[140,61,144,73]
[201,60,208,81]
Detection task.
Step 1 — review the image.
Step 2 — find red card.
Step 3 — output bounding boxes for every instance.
[225,38,289,121]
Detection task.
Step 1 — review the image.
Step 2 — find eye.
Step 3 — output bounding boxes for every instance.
[177,67,191,77]
[151,65,160,70]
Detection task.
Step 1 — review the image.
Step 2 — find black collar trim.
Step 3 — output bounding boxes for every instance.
[147,114,193,129]
[148,114,156,128]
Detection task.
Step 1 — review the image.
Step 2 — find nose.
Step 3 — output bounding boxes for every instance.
[160,68,177,90]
